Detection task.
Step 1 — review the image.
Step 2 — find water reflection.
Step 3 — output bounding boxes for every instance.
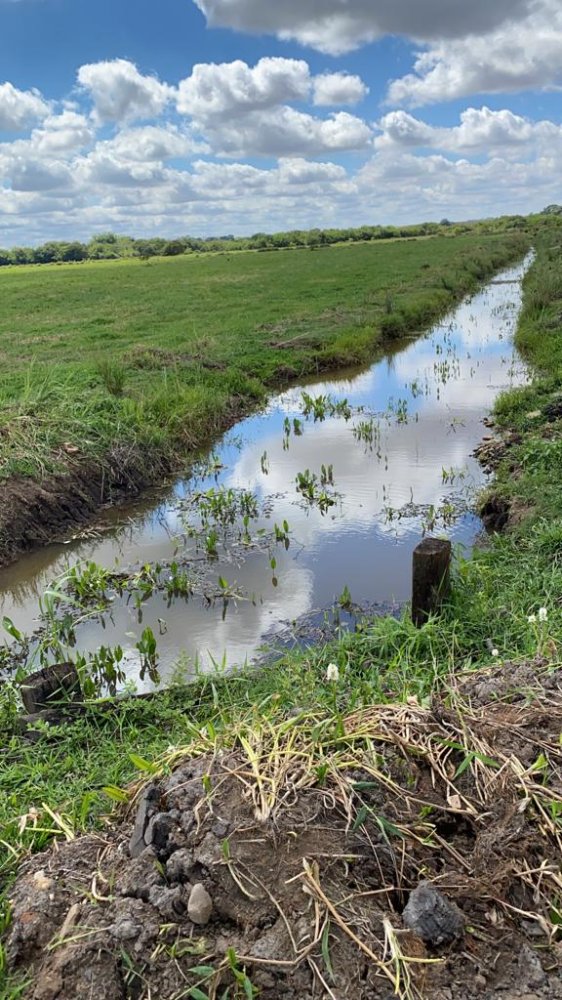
[0,259,530,687]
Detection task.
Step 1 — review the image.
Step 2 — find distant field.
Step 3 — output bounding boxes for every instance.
[0,233,529,489]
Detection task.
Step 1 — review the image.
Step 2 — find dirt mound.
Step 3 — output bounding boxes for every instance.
[6,663,562,999]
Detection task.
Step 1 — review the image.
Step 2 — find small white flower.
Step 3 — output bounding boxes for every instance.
[538,607,548,622]
[491,648,499,657]
[326,663,339,683]
[527,614,537,624]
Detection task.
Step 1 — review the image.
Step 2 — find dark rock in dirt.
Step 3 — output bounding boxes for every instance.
[188,883,213,925]
[403,882,465,947]
[144,811,176,857]
[128,784,160,858]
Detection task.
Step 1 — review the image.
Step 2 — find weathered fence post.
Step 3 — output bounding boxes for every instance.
[412,538,452,627]
[20,662,82,715]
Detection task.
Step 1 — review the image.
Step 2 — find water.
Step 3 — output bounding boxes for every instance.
[0,259,530,688]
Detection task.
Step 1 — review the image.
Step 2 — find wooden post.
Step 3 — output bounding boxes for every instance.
[412,538,452,627]
[20,662,82,715]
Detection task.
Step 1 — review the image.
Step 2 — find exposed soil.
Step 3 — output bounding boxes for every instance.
[0,445,175,569]
[7,659,562,999]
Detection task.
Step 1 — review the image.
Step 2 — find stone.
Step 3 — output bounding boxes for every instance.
[144,812,175,857]
[188,883,213,926]
[128,785,160,859]
[402,882,464,948]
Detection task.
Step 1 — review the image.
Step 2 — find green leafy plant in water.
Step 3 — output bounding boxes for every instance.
[296,469,337,514]
[135,626,159,683]
[273,519,291,549]
[205,528,219,558]
[301,391,352,421]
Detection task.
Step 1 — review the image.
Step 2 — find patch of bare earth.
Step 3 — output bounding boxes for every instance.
[7,659,562,999]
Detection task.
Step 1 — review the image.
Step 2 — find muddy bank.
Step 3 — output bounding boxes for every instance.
[0,446,175,569]
[7,657,562,999]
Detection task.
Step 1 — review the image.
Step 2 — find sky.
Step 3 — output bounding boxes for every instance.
[0,0,561,246]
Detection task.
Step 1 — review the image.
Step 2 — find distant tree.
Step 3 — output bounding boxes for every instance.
[541,205,562,216]
[60,241,88,262]
[440,218,452,227]
[162,240,186,256]
[10,246,34,264]
[33,242,60,264]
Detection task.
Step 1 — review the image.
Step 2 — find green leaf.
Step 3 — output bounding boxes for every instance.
[474,753,500,769]
[2,616,23,642]
[188,989,210,1000]
[453,756,472,779]
[102,785,129,803]
[321,923,334,981]
[189,966,215,978]
[128,753,159,775]
[376,816,404,841]
[243,976,255,1000]
[352,805,370,831]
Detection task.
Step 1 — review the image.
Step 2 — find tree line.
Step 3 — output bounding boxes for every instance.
[0,215,535,268]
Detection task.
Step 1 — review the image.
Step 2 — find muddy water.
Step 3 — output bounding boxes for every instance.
[0,259,530,688]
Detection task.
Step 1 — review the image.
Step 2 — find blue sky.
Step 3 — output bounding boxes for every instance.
[0,0,561,245]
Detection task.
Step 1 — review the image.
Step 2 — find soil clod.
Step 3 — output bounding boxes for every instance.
[402,881,465,947]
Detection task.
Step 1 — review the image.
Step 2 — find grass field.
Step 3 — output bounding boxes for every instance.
[0,233,527,486]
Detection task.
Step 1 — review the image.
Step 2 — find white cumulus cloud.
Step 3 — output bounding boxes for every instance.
[176,58,372,156]
[375,107,562,156]
[0,82,50,131]
[313,72,368,106]
[200,106,372,157]
[77,59,174,124]
[177,57,311,118]
[387,1,562,105]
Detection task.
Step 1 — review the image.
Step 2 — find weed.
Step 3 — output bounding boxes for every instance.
[97,358,127,396]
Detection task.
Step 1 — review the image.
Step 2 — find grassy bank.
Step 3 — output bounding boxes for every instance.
[0,231,528,564]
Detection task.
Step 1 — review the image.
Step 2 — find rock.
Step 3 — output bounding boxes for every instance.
[188,883,213,926]
[144,812,175,857]
[402,882,464,948]
[211,819,230,838]
[518,944,546,988]
[129,785,160,859]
